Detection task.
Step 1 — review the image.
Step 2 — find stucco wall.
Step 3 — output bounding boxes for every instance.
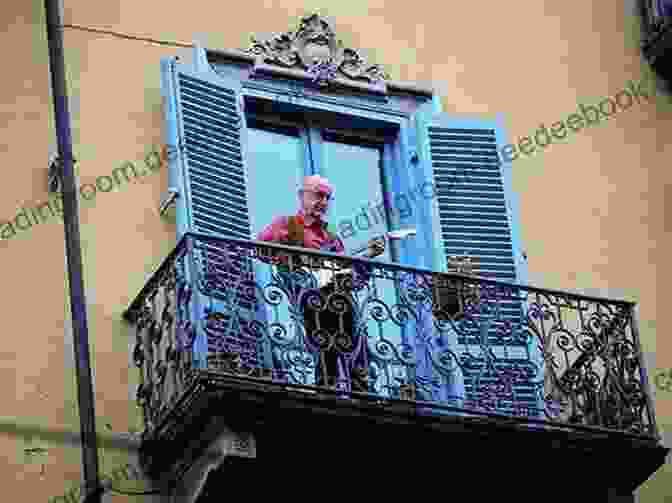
[2,0,671,501]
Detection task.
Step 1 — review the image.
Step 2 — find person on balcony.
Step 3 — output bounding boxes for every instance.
[256,175,385,393]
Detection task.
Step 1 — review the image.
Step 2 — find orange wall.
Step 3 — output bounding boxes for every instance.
[2,0,670,500]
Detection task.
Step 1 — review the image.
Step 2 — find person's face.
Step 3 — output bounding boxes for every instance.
[301,188,332,219]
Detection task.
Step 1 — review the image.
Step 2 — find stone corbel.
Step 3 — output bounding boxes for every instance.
[171,424,257,503]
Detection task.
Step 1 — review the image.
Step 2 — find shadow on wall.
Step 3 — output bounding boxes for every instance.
[1,419,140,453]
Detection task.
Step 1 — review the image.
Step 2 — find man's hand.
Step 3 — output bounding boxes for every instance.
[365,236,385,258]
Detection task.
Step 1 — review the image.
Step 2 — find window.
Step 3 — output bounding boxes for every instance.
[243,98,397,262]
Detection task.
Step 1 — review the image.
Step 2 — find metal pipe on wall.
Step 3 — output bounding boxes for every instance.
[43,1,102,501]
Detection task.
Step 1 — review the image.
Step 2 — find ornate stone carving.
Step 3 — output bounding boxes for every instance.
[246,13,389,87]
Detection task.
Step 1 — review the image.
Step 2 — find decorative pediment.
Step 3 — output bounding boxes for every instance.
[245,13,389,87]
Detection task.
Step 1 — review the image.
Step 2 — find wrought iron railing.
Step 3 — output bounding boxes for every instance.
[124,233,659,440]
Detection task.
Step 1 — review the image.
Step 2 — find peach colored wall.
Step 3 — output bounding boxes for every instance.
[2,0,670,500]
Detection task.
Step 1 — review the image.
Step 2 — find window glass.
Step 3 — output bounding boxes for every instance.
[246,126,304,236]
[320,139,390,257]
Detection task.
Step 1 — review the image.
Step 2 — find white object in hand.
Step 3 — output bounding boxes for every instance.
[350,228,417,255]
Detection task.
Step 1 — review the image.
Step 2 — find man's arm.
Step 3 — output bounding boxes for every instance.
[255,216,289,265]
[256,216,289,243]
[333,236,378,285]
[256,216,310,269]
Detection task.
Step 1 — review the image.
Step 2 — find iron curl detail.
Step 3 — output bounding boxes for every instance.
[124,235,657,439]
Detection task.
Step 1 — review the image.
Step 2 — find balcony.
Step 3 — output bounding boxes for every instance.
[123,233,667,500]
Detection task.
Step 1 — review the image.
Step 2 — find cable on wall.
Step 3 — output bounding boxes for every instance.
[62,23,194,48]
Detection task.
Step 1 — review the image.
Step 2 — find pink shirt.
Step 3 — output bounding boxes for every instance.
[256,212,344,253]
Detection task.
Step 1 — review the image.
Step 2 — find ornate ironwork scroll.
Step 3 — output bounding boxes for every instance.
[129,248,198,434]
[126,234,657,439]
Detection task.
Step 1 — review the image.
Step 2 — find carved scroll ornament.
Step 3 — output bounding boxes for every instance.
[245,13,389,87]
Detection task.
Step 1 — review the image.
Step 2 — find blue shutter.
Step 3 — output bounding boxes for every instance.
[413,110,540,417]
[161,57,269,372]
[161,61,251,239]
[421,120,519,283]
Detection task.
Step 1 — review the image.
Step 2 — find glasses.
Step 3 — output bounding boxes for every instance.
[306,190,333,202]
